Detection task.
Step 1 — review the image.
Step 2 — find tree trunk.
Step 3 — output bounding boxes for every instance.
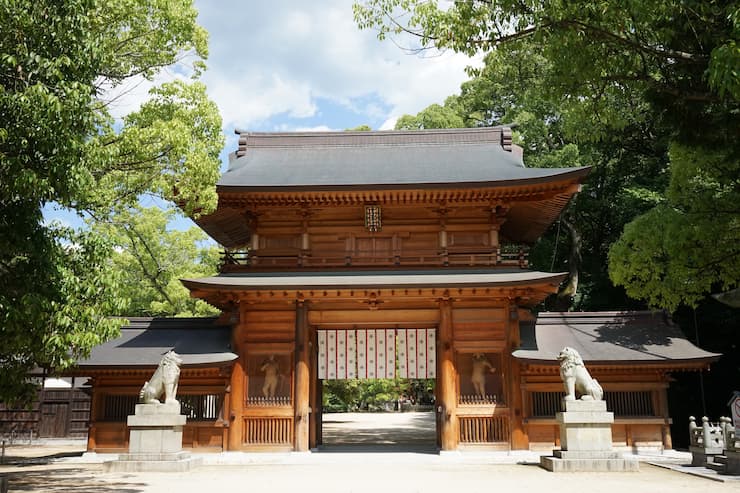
[553,211,581,311]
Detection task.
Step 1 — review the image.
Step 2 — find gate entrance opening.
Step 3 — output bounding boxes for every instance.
[316,328,438,451]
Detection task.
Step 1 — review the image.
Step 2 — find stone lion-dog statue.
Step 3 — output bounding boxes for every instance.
[557,346,603,401]
[139,350,183,405]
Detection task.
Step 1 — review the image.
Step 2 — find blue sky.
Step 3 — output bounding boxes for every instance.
[44,1,477,234]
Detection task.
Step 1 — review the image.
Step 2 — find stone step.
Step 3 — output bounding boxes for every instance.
[540,455,639,472]
[706,461,726,473]
[712,455,728,465]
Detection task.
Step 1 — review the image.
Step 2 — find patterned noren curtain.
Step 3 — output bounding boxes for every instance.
[317,328,435,380]
[397,328,436,379]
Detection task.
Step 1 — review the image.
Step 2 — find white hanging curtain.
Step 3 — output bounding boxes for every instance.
[397,328,436,379]
[356,328,396,379]
[317,328,434,380]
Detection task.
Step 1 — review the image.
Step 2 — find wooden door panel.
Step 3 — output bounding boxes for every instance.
[39,403,68,437]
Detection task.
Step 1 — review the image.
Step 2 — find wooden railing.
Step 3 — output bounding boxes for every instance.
[243,417,293,446]
[221,245,529,271]
[459,415,510,443]
[246,396,291,407]
[529,391,656,418]
[101,393,224,422]
[459,394,498,405]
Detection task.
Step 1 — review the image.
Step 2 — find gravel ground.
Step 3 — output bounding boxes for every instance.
[1,412,739,493]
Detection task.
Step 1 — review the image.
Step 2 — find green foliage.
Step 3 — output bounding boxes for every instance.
[323,378,433,412]
[86,80,223,217]
[346,124,373,131]
[0,210,123,403]
[609,144,740,310]
[92,206,220,317]
[355,1,739,106]
[395,98,465,130]
[0,0,222,403]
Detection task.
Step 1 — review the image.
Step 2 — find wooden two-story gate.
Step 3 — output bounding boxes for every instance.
[75,128,718,453]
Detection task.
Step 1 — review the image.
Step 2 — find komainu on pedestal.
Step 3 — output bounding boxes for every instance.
[105,351,201,472]
[541,347,638,472]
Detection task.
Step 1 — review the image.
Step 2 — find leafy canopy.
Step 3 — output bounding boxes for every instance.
[0,0,223,402]
[92,206,220,318]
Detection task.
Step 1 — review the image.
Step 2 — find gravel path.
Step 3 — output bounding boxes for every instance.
[1,412,739,492]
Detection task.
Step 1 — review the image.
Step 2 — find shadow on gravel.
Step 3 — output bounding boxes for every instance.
[1,451,85,466]
[2,468,146,492]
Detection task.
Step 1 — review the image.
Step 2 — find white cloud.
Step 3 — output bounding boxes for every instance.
[195,0,478,130]
[275,124,338,132]
[378,116,398,131]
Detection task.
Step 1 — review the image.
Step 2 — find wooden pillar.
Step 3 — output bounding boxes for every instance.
[227,358,245,450]
[316,381,323,446]
[656,385,672,449]
[508,302,529,449]
[438,298,458,450]
[86,377,99,452]
[308,325,319,449]
[220,372,231,451]
[294,300,310,451]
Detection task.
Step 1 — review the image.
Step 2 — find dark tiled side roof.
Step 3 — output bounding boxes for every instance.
[512,311,720,366]
[75,317,237,368]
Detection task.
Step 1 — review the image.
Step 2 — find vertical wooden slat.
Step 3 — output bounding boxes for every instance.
[459,416,510,443]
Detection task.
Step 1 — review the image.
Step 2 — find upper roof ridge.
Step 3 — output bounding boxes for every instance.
[233,127,514,157]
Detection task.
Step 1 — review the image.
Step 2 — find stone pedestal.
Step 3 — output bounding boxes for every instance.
[541,400,639,472]
[724,450,740,475]
[105,402,201,472]
[689,445,724,467]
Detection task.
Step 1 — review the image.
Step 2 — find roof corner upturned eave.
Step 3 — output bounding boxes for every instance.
[512,310,721,370]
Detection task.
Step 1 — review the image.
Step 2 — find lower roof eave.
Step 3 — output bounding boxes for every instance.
[513,357,719,370]
[69,358,238,374]
[181,270,568,292]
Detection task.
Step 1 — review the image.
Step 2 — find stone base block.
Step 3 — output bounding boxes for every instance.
[104,452,202,473]
[557,405,615,452]
[554,450,623,460]
[689,446,723,467]
[725,450,740,475]
[118,451,192,462]
[128,425,184,454]
[128,406,186,427]
[540,453,639,472]
[561,400,608,413]
[134,402,181,415]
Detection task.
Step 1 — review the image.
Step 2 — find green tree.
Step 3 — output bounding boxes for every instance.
[391,43,669,310]
[0,0,223,403]
[395,97,465,130]
[355,0,739,309]
[346,124,373,131]
[93,206,220,317]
